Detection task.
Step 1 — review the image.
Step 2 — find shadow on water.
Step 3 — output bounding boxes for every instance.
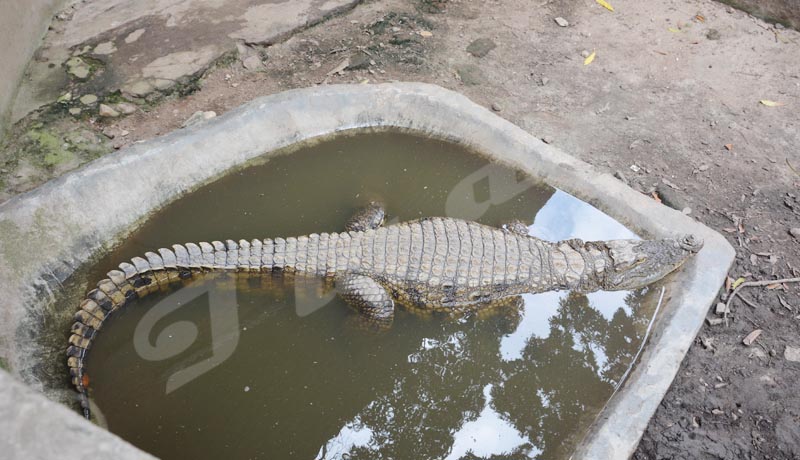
[63,132,661,459]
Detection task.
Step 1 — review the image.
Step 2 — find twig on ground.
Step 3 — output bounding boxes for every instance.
[725,277,800,320]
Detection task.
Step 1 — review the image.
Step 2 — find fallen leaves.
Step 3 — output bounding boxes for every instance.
[732,277,746,290]
[695,14,706,22]
[743,329,762,346]
[668,27,682,33]
[724,143,733,151]
[760,99,785,107]
[596,0,614,12]
[583,51,596,65]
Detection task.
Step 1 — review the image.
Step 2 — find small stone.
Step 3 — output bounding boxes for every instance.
[345,52,371,70]
[93,41,116,55]
[153,79,175,90]
[785,346,800,362]
[711,408,724,415]
[715,302,729,316]
[124,80,154,97]
[613,170,628,185]
[125,28,145,44]
[455,64,485,86]
[182,110,217,128]
[581,50,591,58]
[466,38,496,58]
[541,136,554,145]
[79,94,98,105]
[682,207,692,215]
[706,317,724,326]
[98,104,120,118]
[539,77,549,86]
[790,228,800,240]
[554,17,569,27]
[65,57,84,68]
[706,29,721,40]
[68,65,90,79]
[419,30,433,37]
[244,386,250,392]
[491,103,502,112]
[68,108,82,116]
[115,102,137,115]
[57,92,72,103]
[242,55,263,70]
[698,164,710,171]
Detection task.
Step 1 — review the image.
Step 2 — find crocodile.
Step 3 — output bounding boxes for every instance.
[65,203,702,418]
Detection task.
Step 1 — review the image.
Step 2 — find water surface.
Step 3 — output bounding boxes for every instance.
[81,132,658,459]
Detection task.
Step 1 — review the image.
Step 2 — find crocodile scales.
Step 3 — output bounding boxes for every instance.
[65,203,702,418]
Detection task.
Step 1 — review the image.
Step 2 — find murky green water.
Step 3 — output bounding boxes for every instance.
[81,132,658,460]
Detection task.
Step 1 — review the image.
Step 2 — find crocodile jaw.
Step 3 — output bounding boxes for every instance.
[603,235,703,291]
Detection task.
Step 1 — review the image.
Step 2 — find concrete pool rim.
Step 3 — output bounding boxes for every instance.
[0,83,735,459]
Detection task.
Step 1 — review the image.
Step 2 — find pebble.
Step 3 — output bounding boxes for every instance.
[125,28,145,44]
[785,346,800,363]
[491,103,502,112]
[93,41,116,55]
[580,50,591,58]
[466,38,497,58]
[79,94,98,105]
[116,102,137,115]
[345,52,371,70]
[242,55,262,70]
[541,136,554,144]
[790,228,800,240]
[68,65,90,79]
[98,104,120,118]
[182,110,217,128]
[539,77,549,86]
[707,317,724,326]
[715,302,729,316]
[554,17,569,27]
[244,386,250,392]
[68,108,82,116]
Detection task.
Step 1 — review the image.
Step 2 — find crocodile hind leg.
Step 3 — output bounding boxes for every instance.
[344,201,386,232]
[336,273,394,329]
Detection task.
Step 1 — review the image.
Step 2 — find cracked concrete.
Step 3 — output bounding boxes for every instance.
[11,0,360,122]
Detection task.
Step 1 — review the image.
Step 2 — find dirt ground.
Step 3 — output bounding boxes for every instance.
[2,0,800,457]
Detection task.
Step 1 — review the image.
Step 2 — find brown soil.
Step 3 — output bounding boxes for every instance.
[2,0,800,457]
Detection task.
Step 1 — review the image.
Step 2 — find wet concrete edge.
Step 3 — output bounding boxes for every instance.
[0,83,735,459]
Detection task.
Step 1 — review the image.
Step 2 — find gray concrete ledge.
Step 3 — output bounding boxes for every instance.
[0,83,734,459]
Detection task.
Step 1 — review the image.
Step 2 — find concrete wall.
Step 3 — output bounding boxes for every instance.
[0,0,62,140]
[719,0,800,28]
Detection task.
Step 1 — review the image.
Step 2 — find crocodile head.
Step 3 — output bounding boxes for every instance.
[603,235,703,291]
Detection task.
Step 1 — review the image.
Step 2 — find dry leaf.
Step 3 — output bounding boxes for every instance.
[651,191,662,203]
[596,0,614,12]
[327,59,350,76]
[766,283,783,290]
[584,51,596,65]
[695,14,706,22]
[419,30,433,37]
[760,100,784,107]
[724,143,733,151]
[725,276,733,291]
[742,329,762,346]
[732,277,746,290]
[668,27,682,33]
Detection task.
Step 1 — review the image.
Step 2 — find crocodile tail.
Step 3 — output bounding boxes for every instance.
[65,239,279,419]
